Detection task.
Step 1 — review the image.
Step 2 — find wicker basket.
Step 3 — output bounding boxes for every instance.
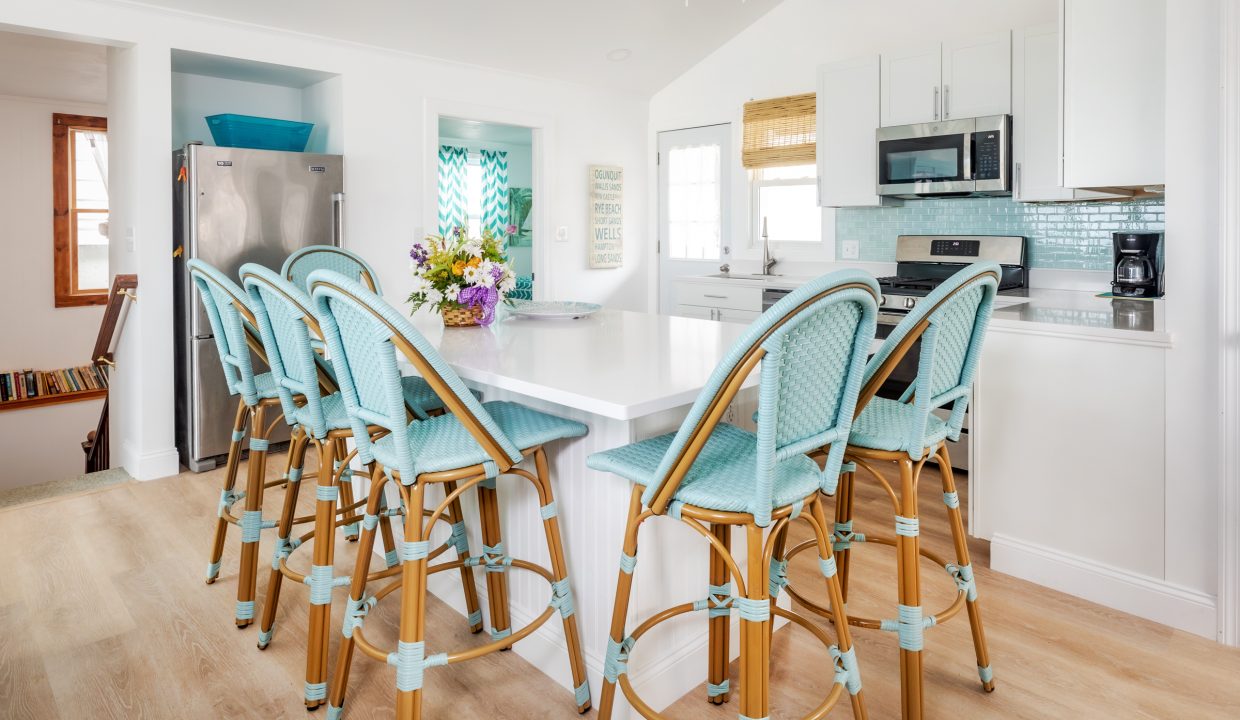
[441,303,484,327]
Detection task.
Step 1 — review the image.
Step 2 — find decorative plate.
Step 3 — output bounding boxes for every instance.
[507,300,602,319]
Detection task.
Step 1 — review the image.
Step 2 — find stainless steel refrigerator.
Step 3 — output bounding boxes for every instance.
[173,143,344,471]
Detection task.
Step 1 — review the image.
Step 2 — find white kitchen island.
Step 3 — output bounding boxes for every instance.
[395,307,760,717]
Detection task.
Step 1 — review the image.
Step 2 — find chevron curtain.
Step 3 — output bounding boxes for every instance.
[437,145,468,236]
[480,149,510,248]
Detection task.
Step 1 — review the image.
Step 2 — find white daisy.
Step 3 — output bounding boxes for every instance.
[425,288,443,305]
[463,265,481,285]
[445,284,461,302]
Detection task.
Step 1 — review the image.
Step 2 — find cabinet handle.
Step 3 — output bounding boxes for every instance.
[944,85,950,119]
[1015,162,1022,198]
[703,294,727,299]
[934,86,939,120]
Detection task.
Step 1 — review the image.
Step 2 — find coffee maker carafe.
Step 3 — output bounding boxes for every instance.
[1111,232,1163,298]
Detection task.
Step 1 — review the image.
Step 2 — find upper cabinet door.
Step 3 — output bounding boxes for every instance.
[1013,24,1074,202]
[819,56,887,207]
[1061,0,1165,189]
[942,31,1012,119]
[881,45,942,127]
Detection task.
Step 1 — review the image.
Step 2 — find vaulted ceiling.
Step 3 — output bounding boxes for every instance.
[132,0,784,94]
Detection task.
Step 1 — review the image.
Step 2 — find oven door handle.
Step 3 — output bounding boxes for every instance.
[962,131,973,181]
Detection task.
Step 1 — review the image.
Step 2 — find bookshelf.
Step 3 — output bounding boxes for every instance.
[0,365,110,413]
[0,387,106,412]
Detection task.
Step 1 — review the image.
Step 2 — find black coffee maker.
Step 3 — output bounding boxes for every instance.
[1111,232,1163,298]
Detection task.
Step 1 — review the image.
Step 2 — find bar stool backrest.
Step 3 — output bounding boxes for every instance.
[645,269,880,527]
[283,245,382,295]
[308,269,523,481]
[240,263,336,439]
[859,262,1000,460]
[187,259,266,407]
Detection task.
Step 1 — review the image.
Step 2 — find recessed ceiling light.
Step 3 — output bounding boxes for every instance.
[606,48,632,62]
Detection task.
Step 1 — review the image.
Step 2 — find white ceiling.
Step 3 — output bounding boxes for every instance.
[439,117,533,146]
[0,30,108,104]
[133,0,785,94]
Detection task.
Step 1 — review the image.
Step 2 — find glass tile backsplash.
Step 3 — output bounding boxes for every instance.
[835,197,1165,270]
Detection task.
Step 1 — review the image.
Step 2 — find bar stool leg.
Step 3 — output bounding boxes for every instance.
[476,478,511,643]
[534,448,591,712]
[304,439,339,708]
[598,486,644,720]
[739,523,771,720]
[706,521,732,704]
[395,481,430,720]
[833,466,856,601]
[936,445,995,692]
[442,480,484,634]
[206,400,249,584]
[895,458,924,720]
[257,428,310,649]
[337,438,360,542]
[810,495,868,720]
[235,403,271,627]
[328,467,389,719]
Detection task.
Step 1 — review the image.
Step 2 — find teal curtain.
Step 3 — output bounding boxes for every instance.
[437,145,468,236]
[480,149,510,247]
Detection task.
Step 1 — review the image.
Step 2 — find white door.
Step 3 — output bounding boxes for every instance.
[881,45,942,126]
[658,125,730,314]
[942,31,1012,120]
[818,56,886,207]
[1013,24,1074,202]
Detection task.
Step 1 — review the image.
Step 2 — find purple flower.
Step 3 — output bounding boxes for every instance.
[506,223,518,236]
[457,284,500,325]
[409,243,429,267]
[490,264,504,282]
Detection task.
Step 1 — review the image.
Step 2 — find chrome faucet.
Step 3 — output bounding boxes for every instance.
[761,216,777,275]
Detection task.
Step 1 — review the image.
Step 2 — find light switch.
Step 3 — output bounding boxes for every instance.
[841,240,859,260]
[126,227,136,253]
[555,226,569,243]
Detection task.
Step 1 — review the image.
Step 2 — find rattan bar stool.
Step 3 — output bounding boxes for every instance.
[241,264,483,708]
[775,262,1000,720]
[587,270,880,720]
[188,259,310,627]
[283,244,387,539]
[308,270,592,720]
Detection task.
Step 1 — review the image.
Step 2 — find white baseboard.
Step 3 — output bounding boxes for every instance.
[990,534,1217,639]
[120,442,180,481]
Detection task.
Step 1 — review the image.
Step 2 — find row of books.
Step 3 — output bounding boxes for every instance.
[0,365,110,403]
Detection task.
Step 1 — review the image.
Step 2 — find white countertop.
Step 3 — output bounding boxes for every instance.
[678,272,1170,346]
[402,308,755,420]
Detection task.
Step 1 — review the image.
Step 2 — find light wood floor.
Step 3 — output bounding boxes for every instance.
[2,451,1239,719]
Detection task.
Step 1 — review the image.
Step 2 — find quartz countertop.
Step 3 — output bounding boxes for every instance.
[403,308,756,421]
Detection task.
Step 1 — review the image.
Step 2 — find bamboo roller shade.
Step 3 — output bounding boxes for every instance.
[741,92,817,169]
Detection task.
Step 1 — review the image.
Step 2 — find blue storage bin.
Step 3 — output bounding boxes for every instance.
[206,114,314,152]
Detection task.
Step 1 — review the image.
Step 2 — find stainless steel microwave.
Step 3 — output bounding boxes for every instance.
[877,114,1011,198]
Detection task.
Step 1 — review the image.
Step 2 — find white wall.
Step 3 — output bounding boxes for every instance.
[1,0,650,481]
[170,72,304,149]
[647,0,1057,300]
[0,90,107,490]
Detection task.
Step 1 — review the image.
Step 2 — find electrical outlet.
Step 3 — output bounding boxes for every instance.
[841,240,860,260]
[125,227,136,253]
[555,226,569,243]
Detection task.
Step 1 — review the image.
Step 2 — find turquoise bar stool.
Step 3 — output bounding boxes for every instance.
[284,245,383,294]
[308,269,592,720]
[587,270,879,720]
[187,259,301,627]
[240,264,482,708]
[776,262,1000,720]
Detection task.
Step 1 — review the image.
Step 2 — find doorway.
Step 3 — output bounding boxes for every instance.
[657,124,731,314]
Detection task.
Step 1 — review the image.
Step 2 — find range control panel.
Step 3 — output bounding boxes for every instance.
[931,239,980,257]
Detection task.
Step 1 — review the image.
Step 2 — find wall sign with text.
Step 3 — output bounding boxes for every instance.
[588,165,623,269]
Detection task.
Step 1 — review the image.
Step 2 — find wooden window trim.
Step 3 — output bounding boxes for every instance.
[53,113,108,307]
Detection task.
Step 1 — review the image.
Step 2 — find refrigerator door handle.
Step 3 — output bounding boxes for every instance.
[332,191,345,247]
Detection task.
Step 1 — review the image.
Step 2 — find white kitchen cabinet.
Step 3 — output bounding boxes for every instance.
[674,304,714,321]
[942,31,1012,120]
[674,279,765,323]
[1013,24,1125,202]
[1060,0,1165,189]
[715,307,762,324]
[972,328,1166,579]
[881,44,942,126]
[818,56,888,208]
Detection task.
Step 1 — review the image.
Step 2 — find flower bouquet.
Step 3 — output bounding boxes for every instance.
[408,225,517,326]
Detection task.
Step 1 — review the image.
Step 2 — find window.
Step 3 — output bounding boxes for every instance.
[465,156,483,239]
[752,164,821,244]
[53,113,109,307]
[666,143,722,260]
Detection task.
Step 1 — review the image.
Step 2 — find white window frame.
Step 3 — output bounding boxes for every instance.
[746,165,836,262]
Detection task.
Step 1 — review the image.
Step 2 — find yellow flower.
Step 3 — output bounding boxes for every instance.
[452,260,466,276]
[468,257,482,268]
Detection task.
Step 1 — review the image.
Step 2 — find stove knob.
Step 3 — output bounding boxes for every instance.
[904,297,917,309]
[878,295,887,307]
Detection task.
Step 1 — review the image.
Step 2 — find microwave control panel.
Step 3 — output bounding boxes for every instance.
[974,131,1002,180]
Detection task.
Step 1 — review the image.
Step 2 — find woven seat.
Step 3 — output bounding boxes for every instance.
[588,423,823,513]
[374,400,586,476]
[848,397,952,453]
